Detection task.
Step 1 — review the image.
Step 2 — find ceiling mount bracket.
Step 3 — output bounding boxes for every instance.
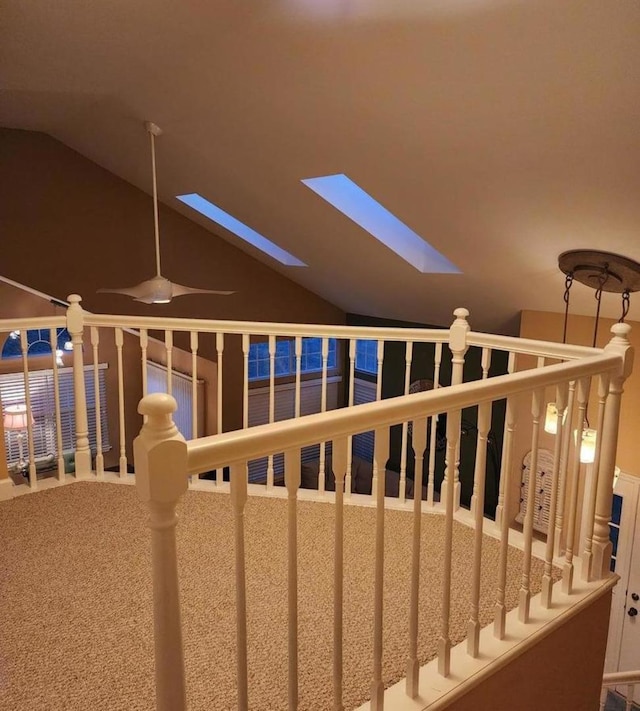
[558,250,640,294]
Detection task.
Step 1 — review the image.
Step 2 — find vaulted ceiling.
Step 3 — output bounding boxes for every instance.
[3,0,640,333]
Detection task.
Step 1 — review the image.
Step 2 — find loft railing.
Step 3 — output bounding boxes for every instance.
[133,317,631,711]
[601,670,640,710]
[0,297,633,709]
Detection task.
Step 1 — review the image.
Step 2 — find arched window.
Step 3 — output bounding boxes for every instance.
[1,328,73,361]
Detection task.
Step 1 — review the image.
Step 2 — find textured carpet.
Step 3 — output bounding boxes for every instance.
[0,483,556,710]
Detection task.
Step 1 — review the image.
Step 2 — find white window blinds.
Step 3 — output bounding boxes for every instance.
[246,377,340,483]
[1,364,110,465]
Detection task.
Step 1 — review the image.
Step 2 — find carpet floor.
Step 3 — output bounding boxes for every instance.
[0,482,556,710]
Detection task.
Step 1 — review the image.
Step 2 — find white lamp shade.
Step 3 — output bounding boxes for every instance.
[3,404,32,431]
[544,402,565,434]
[579,428,597,464]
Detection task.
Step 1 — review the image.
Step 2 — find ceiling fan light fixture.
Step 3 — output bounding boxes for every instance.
[97,122,236,303]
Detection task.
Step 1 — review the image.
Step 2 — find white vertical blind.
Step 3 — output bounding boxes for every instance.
[146,361,202,441]
[246,377,340,483]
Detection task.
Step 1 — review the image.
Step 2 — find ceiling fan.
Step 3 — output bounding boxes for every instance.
[97,121,235,304]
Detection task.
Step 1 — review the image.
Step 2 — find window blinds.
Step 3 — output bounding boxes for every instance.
[246,377,340,483]
[352,377,377,463]
[1,364,110,465]
[146,361,202,440]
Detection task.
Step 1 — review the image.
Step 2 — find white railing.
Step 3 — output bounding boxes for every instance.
[0,297,633,710]
[133,316,631,711]
[601,670,640,710]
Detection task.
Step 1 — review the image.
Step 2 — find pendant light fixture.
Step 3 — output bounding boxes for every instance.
[546,250,640,463]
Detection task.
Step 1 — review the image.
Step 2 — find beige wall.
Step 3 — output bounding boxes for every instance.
[452,590,611,711]
[0,127,345,433]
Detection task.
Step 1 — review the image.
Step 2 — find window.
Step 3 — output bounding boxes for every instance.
[1,365,110,466]
[247,377,340,482]
[1,329,110,468]
[355,339,379,375]
[248,337,337,381]
[2,328,73,363]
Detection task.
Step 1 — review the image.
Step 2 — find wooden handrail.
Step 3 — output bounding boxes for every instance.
[186,351,620,475]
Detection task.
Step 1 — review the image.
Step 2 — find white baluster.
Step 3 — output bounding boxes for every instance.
[242,334,250,430]
[19,330,37,487]
[230,460,249,711]
[284,447,301,710]
[345,339,356,497]
[319,336,329,495]
[216,332,224,485]
[133,393,188,711]
[332,436,348,711]
[554,380,576,558]
[519,385,544,623]
[562,377,590,595]
[90,327,104,479]
[115,327,127,477]
[165,330,173,396]
[399,341,413,503]
[494,391,516,640]
[480,347,491,381]
[66,294,91,478]
[495,351,515,526]
[371,341,384,501]
[267,335,276,489]
[140,328,149,399]
[592,323,633,580]
[406,416,427,697]
[427,343,442,506]
[294,337,302,419]
[370,425,389,710]
[542,383,568,608]
[444,308,469,509]
[581,373,609,581]
[49,327,65,481]
[467,400,491,657]
[439,408,461,677]
[190,331,198,440]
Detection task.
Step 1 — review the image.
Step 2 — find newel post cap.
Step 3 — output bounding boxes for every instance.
[66,294,85,334]
[606,322,634,381]
[449,307,470,355]
[134,394,188,504]
[139,392,178,419]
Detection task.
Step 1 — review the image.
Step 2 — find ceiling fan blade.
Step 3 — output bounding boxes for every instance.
[171,282,235,297]
[97,285,149,298]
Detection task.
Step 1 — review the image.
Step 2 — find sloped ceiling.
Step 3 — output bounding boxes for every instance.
[2,0,640,333]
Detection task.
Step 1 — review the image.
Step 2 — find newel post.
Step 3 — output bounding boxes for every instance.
[592,323,634,580]
[443,308,470,508]
[134,393,189,711]
[66,294,92,478]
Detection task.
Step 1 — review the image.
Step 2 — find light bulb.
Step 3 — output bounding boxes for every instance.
[544,402,566,434]
[579,428,597,464]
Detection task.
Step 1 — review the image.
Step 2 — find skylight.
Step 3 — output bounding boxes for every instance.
[301,174,461,274]
[176,193,307,267]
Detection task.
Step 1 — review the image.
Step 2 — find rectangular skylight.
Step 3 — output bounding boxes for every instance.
[301,174,461,274]
[177,193,307,267]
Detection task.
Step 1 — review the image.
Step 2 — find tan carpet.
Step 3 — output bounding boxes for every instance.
[0,483,556,710]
